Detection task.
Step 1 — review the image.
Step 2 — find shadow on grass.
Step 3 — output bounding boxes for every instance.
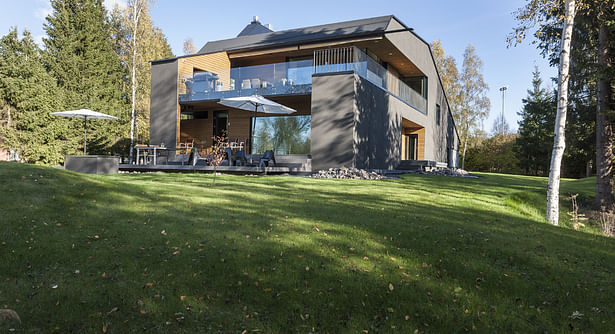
[1,163,614,332]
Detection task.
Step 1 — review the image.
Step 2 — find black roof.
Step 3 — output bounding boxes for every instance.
[198,15,397,54]
[237,21,273,37]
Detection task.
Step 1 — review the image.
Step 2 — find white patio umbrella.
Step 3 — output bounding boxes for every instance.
[51,109,118,154]
[218,95,295,161]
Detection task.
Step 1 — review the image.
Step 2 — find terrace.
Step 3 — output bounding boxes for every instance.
[178,47,427,114]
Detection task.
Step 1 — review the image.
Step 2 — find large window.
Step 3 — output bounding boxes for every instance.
[251,115,311,155]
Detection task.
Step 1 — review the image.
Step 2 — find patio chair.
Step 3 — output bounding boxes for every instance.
[259,150,276,168]
[188,147,208,166]
[233,150,248,166]
[220,147,233,166]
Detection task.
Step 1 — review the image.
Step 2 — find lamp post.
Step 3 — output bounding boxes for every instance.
[499,86,509,135]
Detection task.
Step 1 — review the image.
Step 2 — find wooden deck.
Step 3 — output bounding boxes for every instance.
[119,164,291,174]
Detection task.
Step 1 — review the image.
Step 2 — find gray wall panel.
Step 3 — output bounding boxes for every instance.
[385,21,460,164]
[354,77,402,170]
[311,73,356,171]
[150,61,178,148]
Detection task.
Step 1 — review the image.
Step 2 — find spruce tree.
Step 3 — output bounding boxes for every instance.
[43,0,129,155]
[515,68,556,175]
[0,28,74,164]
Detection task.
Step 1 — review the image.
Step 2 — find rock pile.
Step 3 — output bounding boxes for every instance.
[416,168,475,178]
[310,167,386,180]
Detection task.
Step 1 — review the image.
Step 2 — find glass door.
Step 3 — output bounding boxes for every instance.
[403,134,418,160]
[213,111,228,139]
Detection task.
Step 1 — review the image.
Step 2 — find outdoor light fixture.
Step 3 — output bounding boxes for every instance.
[499,86,509,135]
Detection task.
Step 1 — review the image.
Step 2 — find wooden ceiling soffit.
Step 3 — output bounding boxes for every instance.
[228,46,299,58]
[298,36,383,50]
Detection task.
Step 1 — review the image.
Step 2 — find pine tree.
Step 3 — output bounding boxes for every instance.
[43,0,128,155]
[0,28,73,164]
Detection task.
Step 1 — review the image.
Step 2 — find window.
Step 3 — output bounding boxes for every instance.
[180,111,208,120]
[436,104,441,126]
[251,115,311,154]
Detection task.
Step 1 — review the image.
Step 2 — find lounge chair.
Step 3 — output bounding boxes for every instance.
[259,150,276,168]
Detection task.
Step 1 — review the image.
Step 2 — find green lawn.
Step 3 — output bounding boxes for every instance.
[0,162,613,333]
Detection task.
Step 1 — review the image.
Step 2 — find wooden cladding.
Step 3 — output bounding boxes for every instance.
[177,52,231,94]
[402,127,425,160]
[176,52,231,145]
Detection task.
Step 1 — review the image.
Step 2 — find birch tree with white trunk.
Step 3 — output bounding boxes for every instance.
[127,0,146,164]
[546,0,576,225]
[459,44,490,169]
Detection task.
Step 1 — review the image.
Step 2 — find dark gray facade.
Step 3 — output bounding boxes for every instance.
[310,73,356,171]
[150,60,178,149]
[149,16,460,171]
[311,72,435,170]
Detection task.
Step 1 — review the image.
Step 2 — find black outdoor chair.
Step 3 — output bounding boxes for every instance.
[188,148,208,166]
[233,150,248,166]
[259,150,276,168]
[220,147,233,166]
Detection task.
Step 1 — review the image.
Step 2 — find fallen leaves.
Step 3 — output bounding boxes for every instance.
[0,309,21,323]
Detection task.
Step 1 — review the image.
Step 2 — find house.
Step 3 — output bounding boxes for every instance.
[149,15,460,171]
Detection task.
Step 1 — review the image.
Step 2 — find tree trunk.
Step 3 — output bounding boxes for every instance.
[546,0,576,226]
[595,22,614,212]
[461,123,469,170]
[128,2,142,164]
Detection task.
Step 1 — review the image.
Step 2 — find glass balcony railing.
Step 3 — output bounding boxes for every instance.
[313,47,427,114]
[179,60,313,102]
[179,48,427,115]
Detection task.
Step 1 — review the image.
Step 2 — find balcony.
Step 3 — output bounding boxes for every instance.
[179,47,427,114]
[179,60,313,103]
[314,47,427,114]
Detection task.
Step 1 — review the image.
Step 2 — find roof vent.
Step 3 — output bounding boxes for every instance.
[265,23,273,30]
[252,16,259,23]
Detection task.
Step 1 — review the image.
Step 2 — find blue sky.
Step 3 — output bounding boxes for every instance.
[0,0,557,133]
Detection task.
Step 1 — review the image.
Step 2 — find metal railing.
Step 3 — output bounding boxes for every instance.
[313,46,427,114]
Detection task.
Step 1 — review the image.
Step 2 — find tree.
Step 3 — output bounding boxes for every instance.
[43,0,128,155]
[431,40,462,123]
[511,0,578,225]
[465,133,521,174]
[183,38,196,55]
[491,117,511,136]
[512,0,615,214]
[0,28,73,164]
[458,44,490,169]
[109,1,173,152]
[515,68,556,175]
[594,3,615,212]
[545,0,576,225]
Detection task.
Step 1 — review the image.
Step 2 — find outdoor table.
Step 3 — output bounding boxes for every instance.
[135,146,187,165]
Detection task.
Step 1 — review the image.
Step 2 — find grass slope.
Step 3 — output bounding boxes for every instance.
[0,162,614,333]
